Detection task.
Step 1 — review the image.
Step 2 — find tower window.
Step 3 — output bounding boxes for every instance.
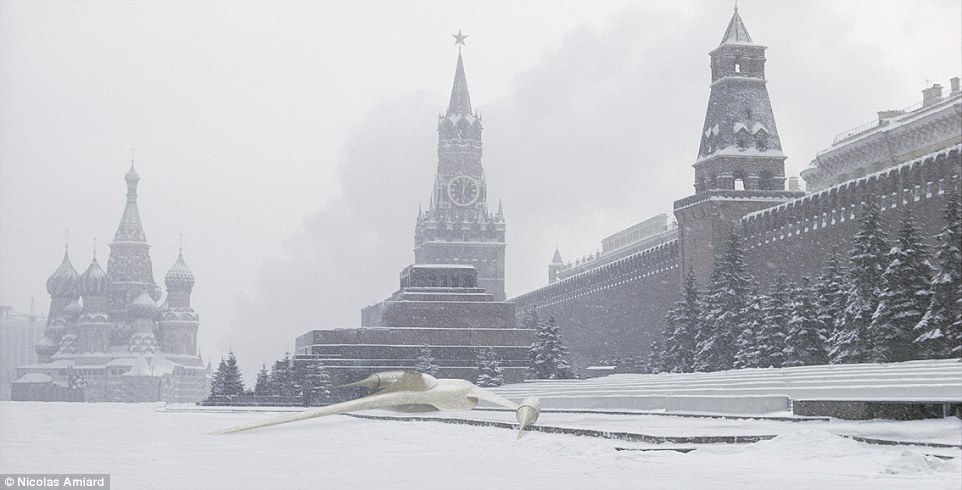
[735,128,750,150]
[734,59,742,73]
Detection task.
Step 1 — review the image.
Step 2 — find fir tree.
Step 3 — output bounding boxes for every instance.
[645,340,663,374]
[414,345,441,377]
[528,316,574,379]
[871,212,932,362]
[784,277,828,367]
[831,196,889,364]
[474,347,504,387]
[814,250,847,343]
[661,268,700,373]
[301,359,333,405]
[757,274,792,368]
[218,351,245,396]
[210,357,227,397]
[254,364,270,396]
[915,191,962,358]
[693,229,751,372]
[271,352,297,397]
[734,286,765,369]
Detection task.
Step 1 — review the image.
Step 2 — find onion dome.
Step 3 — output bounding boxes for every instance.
[46,249,79,297]
[125,163,140,185]
[36,336,59,357]
[64,299,83,317]
[128,291,158,319]
[78,255,109,296]
[165,249,195,292]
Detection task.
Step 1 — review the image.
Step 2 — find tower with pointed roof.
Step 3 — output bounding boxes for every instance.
[414,34,506,300]
[106,163,161,321]
[548,248,565,284]
[673,7,803,286]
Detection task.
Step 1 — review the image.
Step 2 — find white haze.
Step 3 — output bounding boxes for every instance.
[1,0,959,382]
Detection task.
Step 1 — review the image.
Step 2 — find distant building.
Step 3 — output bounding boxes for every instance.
[548,214,677,284]
[0,305,45,400]
[13,165,207,403]
[296,41,532,384]
[802,77,961,192]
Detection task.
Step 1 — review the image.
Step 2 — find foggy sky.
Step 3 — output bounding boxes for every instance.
[1,1,959,381]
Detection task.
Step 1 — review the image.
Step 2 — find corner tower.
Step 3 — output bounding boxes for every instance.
[674,8,803,286]
[414,32,506,300]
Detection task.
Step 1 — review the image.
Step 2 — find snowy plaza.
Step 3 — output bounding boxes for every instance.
[2,359,961,489]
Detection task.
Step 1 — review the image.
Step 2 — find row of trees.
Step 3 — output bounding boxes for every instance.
[649,193,961,374]
[209,351,334,405]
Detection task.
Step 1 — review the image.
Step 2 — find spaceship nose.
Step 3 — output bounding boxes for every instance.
[515,396,541,438]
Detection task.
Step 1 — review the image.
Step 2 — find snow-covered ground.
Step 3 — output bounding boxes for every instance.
[1,401,959,489]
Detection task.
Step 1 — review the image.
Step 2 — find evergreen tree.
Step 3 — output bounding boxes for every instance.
[254,363,271,396]
[218,351,245,396]
[871,213,932,362]
[301,359,333,405]
[271,352,297,397]
[528,316,574,379]
[814,250,847,343]
[661,268,700,373]
[757,274,792,368]
[693,229,751,372]
[831,196,889,363]
[645,340,663,374]
[734,286,765,369]
[784,277,828,367]
[210,357,227,397]
[915,192,962,358]
[474,347,504,387]
[414,345,441,377]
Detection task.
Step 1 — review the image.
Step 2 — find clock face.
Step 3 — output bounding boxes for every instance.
[447,175,480,207]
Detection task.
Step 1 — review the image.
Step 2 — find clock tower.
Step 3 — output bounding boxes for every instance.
[414,32,506,300]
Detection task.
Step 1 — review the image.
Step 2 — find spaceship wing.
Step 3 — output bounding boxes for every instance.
[211,390,420,435]
[467,386,519,411]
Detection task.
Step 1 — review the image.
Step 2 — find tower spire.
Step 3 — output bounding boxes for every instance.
[720,5,753,45]
[447,31,473,117]
[115,161,147,242]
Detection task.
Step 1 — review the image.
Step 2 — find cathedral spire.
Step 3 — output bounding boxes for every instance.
[446,36,473,117]
[114,162,147,243]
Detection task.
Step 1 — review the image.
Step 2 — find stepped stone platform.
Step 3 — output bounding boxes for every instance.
[491,359,962,419]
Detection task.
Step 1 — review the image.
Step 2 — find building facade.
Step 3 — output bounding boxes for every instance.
[802,78,961,192]
[0,305,45,400]
[13,165,208,403]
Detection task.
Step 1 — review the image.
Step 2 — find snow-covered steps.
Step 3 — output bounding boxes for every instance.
[491,359,962,415]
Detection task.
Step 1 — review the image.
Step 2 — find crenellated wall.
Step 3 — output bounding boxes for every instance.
[513,239,681,370]
[741,146,961,288]
[513,146,960,373]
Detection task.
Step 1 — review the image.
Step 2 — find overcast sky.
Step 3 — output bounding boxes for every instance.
[2,0,959,380]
